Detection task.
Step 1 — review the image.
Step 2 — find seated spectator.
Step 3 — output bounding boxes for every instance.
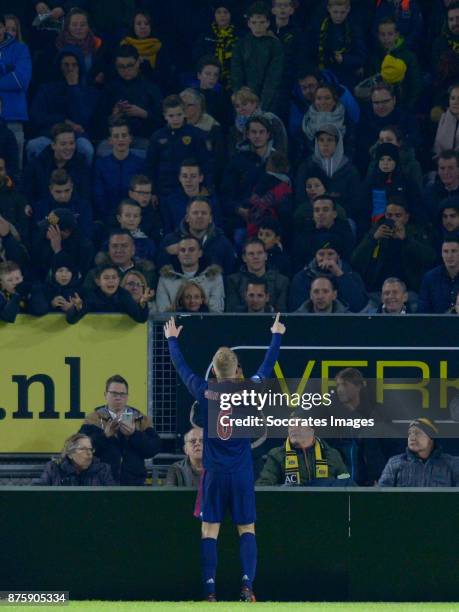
[293,169,348,231]
[0,214,29,270]
[0,157,28,242]
[292,193,355,271]
[295,125,362,225]
[172,280,210,313]
[256,421,351,485]
[230,2,283,113]
[229,87,288,155]
[194,55,233,130]
[44,252,82,313]
[351,198,436,292]
[128,174,163,245]
[372,0,423,51]
[27,48,97,165]
[167,426,204,487]
[424,150,459,220]
[289,242,367,312]
[437,198,459,251]
[364,277,411,314]
[432,2,459,96]
[160,158,220,234]
[366,17,421,111]
[94,119,145,223]
[22,123,91,203]
[289,68,320,139]
[379,418,459,487]
[95,45,162,156]
[159,198,235,275]
[66,264,151,324]
[146,95,211,198]
[257,218,291,277]
[296,275,349,313]
[434,84,459,158]
[34,434,115,486]
[418,237,459,313]
[0,112,19,181]
[155,237,224,312]
[239,279,273,313]
[226,237,289,311]
[115,199,156,262]
[33,169,93,238]
[120,270,153,306]
[0,260,47,323]
[80,374,161,485]
[367,125,422,189]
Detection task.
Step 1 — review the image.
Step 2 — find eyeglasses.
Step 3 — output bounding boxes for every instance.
[186,438,203,445]
[117,62,136,70]
[107,390,128,398]
[74,447,95,453]
[126,281,144,289]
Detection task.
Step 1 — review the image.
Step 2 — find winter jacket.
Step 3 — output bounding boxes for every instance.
[231,32,284,113]
[0,34,32,121]
[0,180,28,241]
[265,244,292,278]
[94,153,145,219]
[228,110,287,156]
[256,438,350,485]
[288,258,368,313]
[66,286,149,324]
[29,48,98,138]
[166,457,201,487]
[146,124,211,197]
[159,220,236,275]
[22,146,91,203]
[159,187,220,235]
[82,259,156,293]
[378,447,459,487]
[33,193,93,238]
[0,281,48,323]
[417,265,459,313]
[296,298,349,313]
[432,29,459,95]
[225,266,289,312]
[292,218,356,271]
[0,232,30,271]
[423,180,459,222]
[373,0,424,50]
[34,456,115,486]
[44,275,83,311]
[155,261,225,312]
[351,220,437,292]
[0,119,19,181]
[367,143,422,189]
[80,405,160,485]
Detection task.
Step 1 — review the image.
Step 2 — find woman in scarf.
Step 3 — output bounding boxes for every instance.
[433,83,459,157]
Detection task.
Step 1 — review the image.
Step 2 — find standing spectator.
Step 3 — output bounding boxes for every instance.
[194,55,233,130]
[372,0,424,51]
[166,427,204,487]
[432,2,459,96]
[128,174,163,244]
[81,374,161,485]
[231,1,284,113]
[418,237,459,312]
[0,110,19,182]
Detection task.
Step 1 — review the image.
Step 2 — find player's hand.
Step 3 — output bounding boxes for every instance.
[164,317,183,338]
[270,312,286,335]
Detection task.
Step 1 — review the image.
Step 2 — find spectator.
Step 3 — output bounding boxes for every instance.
[378,418,459,487]
[94,119,145,223]
[225,237,289,311]
[364,277,411,314]
[194,55,233,130]
[128,174,163,244]
[418,237,459,312]
[27,48,97,165]
[433,84,459,157]
[231,1,284,113]
[0,260,48,322]
[239,279,273,313]
[0,110,19,181]
[146,95,211,198]
[437,199,459,250]
[22,123,91,203]
[95,45,162,155]
[155,236,224,312]
[432,2,459,95]
[424,150,459,219]
[372,0,424,51]
[257,218,291,277]
[289,67,320,139]
[115,199,156,262]
[166,427,204,487]
[33,169,93,238]
[4,14,23,42]
[120,270,152,305]
[43,252,82,313]
[34,434,115,486]
[158,198,235,275]
[0,157,28,242]
[296,275,349,313]
[172,280,210,313]
[447,289,459,313]
[289,242,368,312]
[0,13,31,167]
[351,198,436,292]
[66,263,151,324]
[256,421,351,485]
[0,213,29,270]
[81,374,161,485]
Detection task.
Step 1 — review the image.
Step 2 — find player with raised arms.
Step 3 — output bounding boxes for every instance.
[164,313,286,602]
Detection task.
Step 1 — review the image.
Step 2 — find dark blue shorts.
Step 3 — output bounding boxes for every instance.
[196,469,256,525]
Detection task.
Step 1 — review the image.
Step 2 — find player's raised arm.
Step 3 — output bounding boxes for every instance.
[252,314,285,381]
[270,312,286,335]
[164,317,183,338]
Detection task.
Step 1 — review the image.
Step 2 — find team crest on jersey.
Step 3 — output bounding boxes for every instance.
[182,136,192,145]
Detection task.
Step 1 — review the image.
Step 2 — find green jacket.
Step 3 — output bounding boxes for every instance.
[256,439,349,486]
[231,33,283,113]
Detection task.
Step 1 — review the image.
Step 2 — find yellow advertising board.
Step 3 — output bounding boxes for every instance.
[0,314,148,453]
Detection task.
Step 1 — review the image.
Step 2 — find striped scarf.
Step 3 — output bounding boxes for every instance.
[284,438,329,485]
[318,16,351,70]
[211,23,237,87]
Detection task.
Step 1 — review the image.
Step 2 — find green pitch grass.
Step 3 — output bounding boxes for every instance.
[6,603,459,612]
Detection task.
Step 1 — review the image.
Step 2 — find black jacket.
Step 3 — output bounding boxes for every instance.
[34,456,115,486]
[66,286,149,324]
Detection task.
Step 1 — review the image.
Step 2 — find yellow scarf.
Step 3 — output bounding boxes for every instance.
[284,438,329,485]
[121,37,162,69]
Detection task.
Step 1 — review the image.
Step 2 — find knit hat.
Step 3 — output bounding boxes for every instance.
[50,252,78,275]
[381,55,407,84]
[408,418,439,439]
[48,208,77,232]
[375,142,399,164]
[315,237,345,258]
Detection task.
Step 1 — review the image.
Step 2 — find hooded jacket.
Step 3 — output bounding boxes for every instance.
[34,456,115,486]
[155,260,224,312]
[0,33,31,121]
[225,265,289,312]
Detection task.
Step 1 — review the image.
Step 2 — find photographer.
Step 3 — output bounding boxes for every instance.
[80,375,160,485]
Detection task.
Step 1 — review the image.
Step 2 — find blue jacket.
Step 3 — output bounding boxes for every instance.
[417,265,459,313]
[0,282,48,323]
[0,34,31,121]
[94,153,145,218]
[33,193,93,238]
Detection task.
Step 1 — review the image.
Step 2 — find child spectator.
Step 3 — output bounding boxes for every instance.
[172,280,210,313]
[44,252,82,312]
[0,260,47,322]
[257,217,291,277]
[372,0,423,51]
[0,158,28,242]
[116,199,156,262]
[128,174,163,244]
[194,55,233,129]
[231,1,284,113]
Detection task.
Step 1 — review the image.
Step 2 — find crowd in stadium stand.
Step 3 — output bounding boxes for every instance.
[0,0,459,322]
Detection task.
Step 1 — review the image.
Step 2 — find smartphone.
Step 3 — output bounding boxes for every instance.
[383,218,395,229]
[120,410,133,425]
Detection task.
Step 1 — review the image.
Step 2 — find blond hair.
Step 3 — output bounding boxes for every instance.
[231,87,259,107]
[212,347,238,379]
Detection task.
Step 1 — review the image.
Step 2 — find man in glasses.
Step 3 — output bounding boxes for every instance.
[166,427,204,487]
[80,374,160,485]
